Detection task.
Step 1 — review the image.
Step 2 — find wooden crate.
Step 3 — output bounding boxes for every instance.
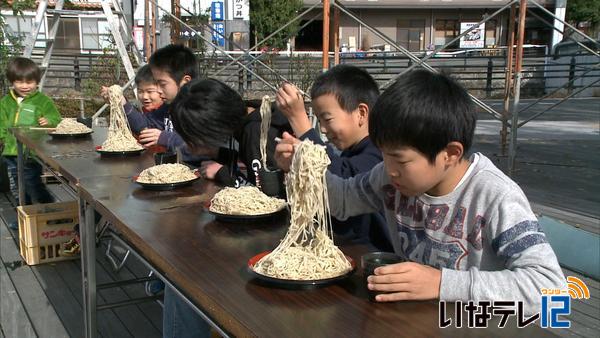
[41,171,62,184]
[17,201,79,265]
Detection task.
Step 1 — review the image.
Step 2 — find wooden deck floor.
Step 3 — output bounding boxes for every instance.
[0,186,163,338]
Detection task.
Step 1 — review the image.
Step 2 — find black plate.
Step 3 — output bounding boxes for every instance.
[133,171,201,191]
[96,145,144,157]
[209,205,288,223]
[247,251,356,289]
[48,131,93,138]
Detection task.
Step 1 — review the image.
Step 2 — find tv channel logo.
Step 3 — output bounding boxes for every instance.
[540,276,590,328]
[439,275,590,329]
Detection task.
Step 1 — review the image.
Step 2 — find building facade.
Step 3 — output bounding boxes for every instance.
[297,0,565,52]
[2,0,567,54]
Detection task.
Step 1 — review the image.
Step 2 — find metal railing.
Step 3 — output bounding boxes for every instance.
[28,49,598,98]
[14,0,600,175]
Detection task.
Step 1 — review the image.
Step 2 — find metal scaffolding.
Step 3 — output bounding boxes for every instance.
[80,0,599,174]
[145,0,598,175]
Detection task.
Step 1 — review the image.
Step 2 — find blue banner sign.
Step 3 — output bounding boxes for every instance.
[211,1,224,21]
[212,22,225,47]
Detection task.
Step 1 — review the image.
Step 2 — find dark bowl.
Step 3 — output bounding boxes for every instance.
[258,168,285,198]
[247,251,356,289]
[209,205,288,223]
[361,252,404,274]
[154,152,178,165]
[133,171,201,191]
[76,117,93,128]
[48,131,93,138]
[96,145,144,157]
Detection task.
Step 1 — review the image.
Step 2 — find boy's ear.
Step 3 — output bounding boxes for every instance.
[179,75,192,87]
[356,103,369,127]
[444,141,464,164]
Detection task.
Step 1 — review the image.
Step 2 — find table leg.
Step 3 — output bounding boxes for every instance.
[16,141,25,205]
[80,196,97,338]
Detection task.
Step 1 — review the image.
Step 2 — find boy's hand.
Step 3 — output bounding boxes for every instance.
[199,161,223,180]
[100,86,126,105]
[274,132,299,172]
[276,83,311,136]
[38,117,49,126]
[139,128,162,147]
[367,261,442,302]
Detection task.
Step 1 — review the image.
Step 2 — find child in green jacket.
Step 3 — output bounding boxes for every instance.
[0,57,60,227]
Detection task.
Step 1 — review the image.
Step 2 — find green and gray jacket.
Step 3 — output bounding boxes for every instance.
[0,89,61,156]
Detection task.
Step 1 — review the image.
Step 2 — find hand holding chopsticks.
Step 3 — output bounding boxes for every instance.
[274,132,300,173]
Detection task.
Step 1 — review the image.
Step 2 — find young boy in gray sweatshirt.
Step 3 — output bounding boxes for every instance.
[275,70,566,314]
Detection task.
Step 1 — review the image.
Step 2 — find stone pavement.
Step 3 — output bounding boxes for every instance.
[473,98,599,233]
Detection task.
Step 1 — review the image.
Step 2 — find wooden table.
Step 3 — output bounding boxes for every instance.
[11,128,155,186]
[11,127,559,337]
[77,175,560,337]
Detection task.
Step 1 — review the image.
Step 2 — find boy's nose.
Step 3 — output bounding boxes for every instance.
[385,166,400,178]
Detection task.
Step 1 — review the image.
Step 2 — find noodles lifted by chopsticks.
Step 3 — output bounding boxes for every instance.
[54,118,92,134]
[252,140,352,280]
[209,186,286,215]
[102,85,143,151]
[259,95,271,169]
[136,163,197,184]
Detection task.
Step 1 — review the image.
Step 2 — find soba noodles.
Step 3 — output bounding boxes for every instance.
[102,85,143,151]
[209,186,286,215]
[54,118,92,134]
[252,140,352,280]
[136,163,197,184]
[259,95,271,169]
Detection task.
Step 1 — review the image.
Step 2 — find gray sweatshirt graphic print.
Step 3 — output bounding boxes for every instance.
[327,153,566,313]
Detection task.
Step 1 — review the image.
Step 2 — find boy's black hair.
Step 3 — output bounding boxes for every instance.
[370,70,476,163]
[244,99,263,110]
[134,65,156,86]
[310,64,379,112]
[6,57,41,83]
[170,79,245,148]
[149,44,198,84]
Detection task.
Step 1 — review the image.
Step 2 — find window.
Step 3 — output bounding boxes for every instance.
[3,13,46,48]
[434,19,459,48]
[80,17,111,50]
[47,17,80,51]
[397,19,425,51]
[485,20,497,47]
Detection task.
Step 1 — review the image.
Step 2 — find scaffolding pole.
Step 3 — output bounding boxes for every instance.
[508,0,527,175]
[220,13,321,87]
[212,2,322,77]
[383,0,518,88]
[144,0,150,59]
[333,3,340,66]
[502,3,517,155]
[333,1,503,121]
[22,0,48,58]
[149,0,281,93]
[323,0,331,72]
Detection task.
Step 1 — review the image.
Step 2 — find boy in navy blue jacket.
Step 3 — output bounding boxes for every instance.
[276,64,390,249]
[101,45,203,163]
